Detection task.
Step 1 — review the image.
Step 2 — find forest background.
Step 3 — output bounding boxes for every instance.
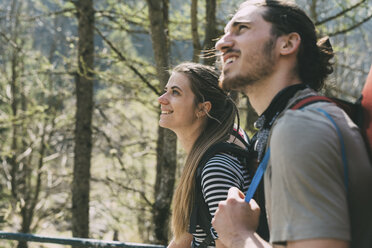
[0,0,371,247]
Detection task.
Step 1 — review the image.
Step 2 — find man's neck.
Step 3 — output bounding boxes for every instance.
[244,69,301,115]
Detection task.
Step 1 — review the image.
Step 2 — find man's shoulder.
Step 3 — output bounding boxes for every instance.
[273,103,339,140]
[269,102,344,169]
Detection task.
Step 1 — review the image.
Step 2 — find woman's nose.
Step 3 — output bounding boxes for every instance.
[158,93,169,105]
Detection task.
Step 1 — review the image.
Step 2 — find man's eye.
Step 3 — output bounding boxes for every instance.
[238,25,248,32]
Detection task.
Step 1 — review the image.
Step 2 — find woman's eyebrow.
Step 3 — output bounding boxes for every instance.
[170,86,182,91]
[164,86,182,91]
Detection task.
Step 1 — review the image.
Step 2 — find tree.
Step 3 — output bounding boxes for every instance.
[191,0,202,62]
[146,0,177,244]
[190,0,221,65]
[0,1,74,247]
[71,0,95,239]
[7,2,32,247]
[302,0,372,99]
[203,0,219,65]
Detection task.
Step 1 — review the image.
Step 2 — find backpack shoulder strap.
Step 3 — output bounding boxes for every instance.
[245,148,271,202]
[361,64,372,158]
[291,92,371,160]
[189,142,250,247]
[244,100,351,203]
[195,142,251,179]
[290,95,332,110]
[291,95,363,125]
[232,126,250,148]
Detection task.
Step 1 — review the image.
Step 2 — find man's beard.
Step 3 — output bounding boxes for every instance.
[220,37,276,91]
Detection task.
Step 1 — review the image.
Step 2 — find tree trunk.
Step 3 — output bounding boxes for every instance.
[203,0,218,65]
[146,0,177,244]
[309,0,318,21]
[72,0,95,239]
[191,0,201,62]
[8,2,29,248]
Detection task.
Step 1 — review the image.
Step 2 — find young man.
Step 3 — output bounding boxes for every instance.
[212,1,372,248]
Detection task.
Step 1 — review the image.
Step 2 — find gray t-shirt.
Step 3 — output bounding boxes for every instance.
[264,89,372,247]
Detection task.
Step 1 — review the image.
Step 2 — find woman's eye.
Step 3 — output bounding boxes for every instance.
[172,90,180,95]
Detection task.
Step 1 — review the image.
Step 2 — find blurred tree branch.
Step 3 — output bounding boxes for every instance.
[95,26,160,95]
[315,0,366,25]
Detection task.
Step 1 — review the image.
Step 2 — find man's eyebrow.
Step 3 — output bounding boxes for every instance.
[225,21,252,33]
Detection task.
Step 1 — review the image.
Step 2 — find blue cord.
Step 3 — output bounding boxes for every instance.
[244,108,349,202]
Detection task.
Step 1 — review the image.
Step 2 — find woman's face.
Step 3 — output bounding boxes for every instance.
[158,72,201,132]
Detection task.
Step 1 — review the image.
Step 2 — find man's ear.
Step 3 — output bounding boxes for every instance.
[279,32,301,55]
[198,101,212,117]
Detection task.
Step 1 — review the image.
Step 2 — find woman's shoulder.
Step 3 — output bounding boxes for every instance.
[201,152,245,179]
[199,149,251,201]
[204,152,241,167]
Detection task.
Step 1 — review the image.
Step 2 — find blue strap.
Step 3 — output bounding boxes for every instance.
[314,108,349,192]
[244,108,349,202]
[245,148,271,202]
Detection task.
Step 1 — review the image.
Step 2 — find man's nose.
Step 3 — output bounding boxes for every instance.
[215,33,234,52]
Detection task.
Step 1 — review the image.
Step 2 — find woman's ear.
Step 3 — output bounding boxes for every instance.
[197,101,212,117]
[279,32,301,55]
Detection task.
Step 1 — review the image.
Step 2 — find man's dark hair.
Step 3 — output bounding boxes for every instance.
[241,0,334,90]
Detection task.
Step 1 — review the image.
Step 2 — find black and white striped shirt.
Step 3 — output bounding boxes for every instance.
[192,152,251,247]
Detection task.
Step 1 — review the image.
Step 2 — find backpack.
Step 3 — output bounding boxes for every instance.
[188,129,269,248]
[359,65,372,157]
[245,64,372,203]
[290,64,372,160]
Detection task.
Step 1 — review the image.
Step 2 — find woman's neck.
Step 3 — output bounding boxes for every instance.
[176,125,203,154]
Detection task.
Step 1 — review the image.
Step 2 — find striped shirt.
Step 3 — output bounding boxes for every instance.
[192,152,251,247]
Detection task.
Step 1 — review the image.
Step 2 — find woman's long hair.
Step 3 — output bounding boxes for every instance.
[170,62,239,241]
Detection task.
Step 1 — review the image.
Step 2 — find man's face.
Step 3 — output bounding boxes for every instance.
[216,5,278,91]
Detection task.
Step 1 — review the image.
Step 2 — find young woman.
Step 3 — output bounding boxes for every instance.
[158,62,251,248]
